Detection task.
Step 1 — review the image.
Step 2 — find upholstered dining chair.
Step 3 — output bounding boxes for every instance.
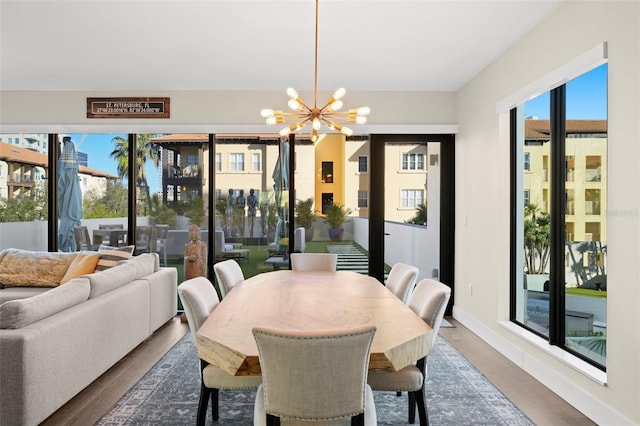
[386,262,420,304]
[213,259,245,298]
[289,253,338,272]
[252,325,378,426]
[367,278,451,426]
[178,277,261,426]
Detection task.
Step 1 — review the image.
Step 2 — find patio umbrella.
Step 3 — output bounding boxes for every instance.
[57,137,83,252]
[272,138,289,250]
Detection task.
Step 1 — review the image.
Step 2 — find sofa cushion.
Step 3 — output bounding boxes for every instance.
[0,277,90,329]
[126,253,158,279]
[94,245,135,272]
[0,248,77,287]
[60,252,100,284]
[88,262,137,298]
[0,287,50,304]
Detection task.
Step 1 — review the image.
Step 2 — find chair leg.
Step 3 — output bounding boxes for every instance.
[351,412,365,426]
[408,391,416,424]
[414,387,429,426]
[267,414,281,426]
[197,382,210,426]
[211,388,219,421]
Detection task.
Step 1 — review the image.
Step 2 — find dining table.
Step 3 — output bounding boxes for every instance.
[196,270,433,376]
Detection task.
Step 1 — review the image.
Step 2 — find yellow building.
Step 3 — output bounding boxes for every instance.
[524,119,607,242]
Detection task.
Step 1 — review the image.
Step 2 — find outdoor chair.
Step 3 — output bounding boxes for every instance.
[289,253,338,272]
[214,230,249,262]
[213,259,245,298]
[252,324,377,426]
[98,224,126,246]
[135,225,153,254]
[386,262,420,304]
[154,224,169,266]
[178,277,261,426]
[367,278,451,425]
[73,226,99,251]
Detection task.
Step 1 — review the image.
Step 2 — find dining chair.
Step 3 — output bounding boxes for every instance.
[135,225,153,254]
[289,253,338,272]
[178,277,261,426]
[73,225,99,251]
[386,262,420,304]
[252,324,377,426]
[367,278,451,426]
[154,224,169,266]
[213,259,244,298]
[98,224,125,246]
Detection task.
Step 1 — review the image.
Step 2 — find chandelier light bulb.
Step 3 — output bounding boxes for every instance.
[288,99,301,111]
[356,116,367,124]
[279,127,291,136]
[357,107,370,116]
[312,118,321,130]
[260,109,274,118]
[266,116,277,125]
[333,88,346,100]
[329,100,343,111]
[341,126,354,136]
[287,87,299,100]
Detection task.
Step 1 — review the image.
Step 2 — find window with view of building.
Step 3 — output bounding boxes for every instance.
[252,153,261,172]
[215,153,221,172]
[322,161,333,183]
[401,189,423,208]
[524,152,530,171]
[402,153,424,171]
[512,62,607,369]
[229,153,244,172]
[357,190,368,208]
[358,156,368,173]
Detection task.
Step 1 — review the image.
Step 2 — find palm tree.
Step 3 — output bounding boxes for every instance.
[524,203,550,274]
[110,134,159,205]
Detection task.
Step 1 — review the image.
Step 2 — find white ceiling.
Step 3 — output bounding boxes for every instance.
[0,0,564,93]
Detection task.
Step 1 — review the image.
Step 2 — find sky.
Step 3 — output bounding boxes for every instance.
[69,65,607,192]
[68,133,160,193]
[524,64,607,120]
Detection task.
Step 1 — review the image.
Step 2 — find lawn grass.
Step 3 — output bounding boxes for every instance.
[566,287,607,298]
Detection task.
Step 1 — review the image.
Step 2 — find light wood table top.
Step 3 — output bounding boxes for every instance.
[196,270,432,376]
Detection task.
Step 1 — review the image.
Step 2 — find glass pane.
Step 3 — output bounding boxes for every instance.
[519,93,551,336]
[67,133,129,251]
[385,141,433,286]
[0,133,49,251]
[151,134,208,286]
[564,64,607,366]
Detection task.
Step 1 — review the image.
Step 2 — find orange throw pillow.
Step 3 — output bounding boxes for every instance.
[60,252,100,284]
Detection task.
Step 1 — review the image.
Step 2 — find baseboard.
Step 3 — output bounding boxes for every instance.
[452,306,633,426]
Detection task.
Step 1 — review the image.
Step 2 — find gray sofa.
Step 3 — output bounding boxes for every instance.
[0,251,178,426]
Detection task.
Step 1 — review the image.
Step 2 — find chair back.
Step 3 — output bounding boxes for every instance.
[386,262,419,304]
[73,226,92,251]
[136,225,153,253]
[214,230,226,256]
[178,277,220,338]
[99,224,124,230]
[252,325,376,422]
[213,259,244,298]
[155,224,169,239]
[293,227,305,252]
[290,253,338,271]
[408,278,451,349]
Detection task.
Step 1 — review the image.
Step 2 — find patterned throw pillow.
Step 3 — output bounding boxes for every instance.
[0,248,76,287]
[95,245,135,272]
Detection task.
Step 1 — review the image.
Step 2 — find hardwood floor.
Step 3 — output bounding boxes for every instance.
[43,316,595,425]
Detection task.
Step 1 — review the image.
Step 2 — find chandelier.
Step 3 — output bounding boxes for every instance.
[260,0,370,142]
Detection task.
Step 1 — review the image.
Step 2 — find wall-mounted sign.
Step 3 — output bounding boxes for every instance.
[87,97,170,118]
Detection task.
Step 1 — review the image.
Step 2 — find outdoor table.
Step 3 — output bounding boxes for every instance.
[93,229,128,247]
[196,270,432,376]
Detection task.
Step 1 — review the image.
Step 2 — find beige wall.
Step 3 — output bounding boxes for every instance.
[455,1,638,424]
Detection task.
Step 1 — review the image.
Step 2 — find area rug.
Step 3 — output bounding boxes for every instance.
[97,333,533,426]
